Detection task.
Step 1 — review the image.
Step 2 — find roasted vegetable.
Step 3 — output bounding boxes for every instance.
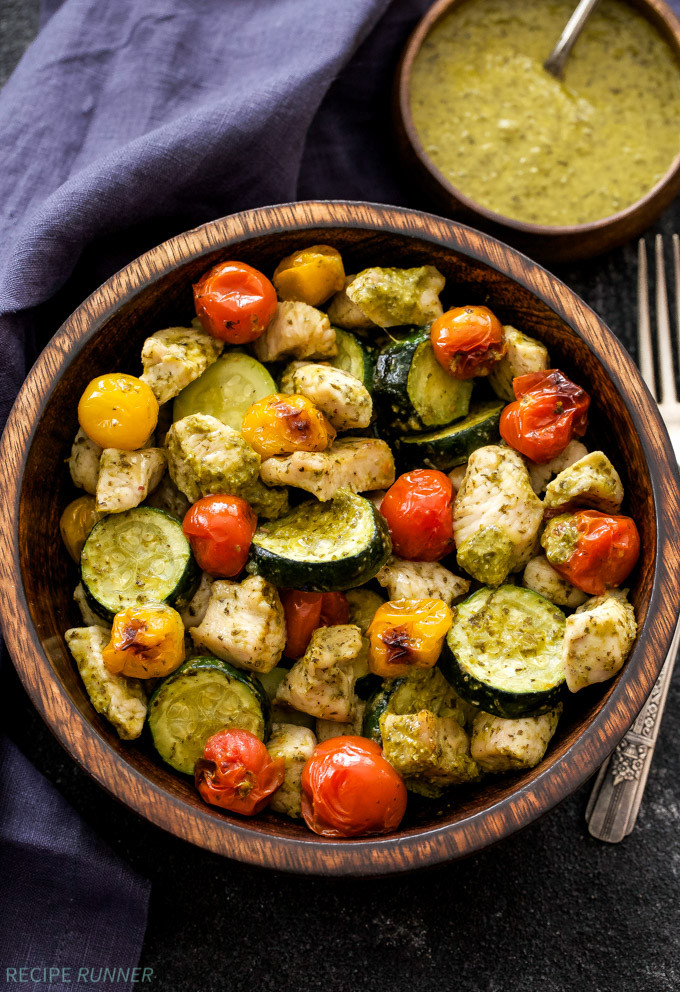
[344,588,386,634]
[173,352,275,431]
[367,598,453,678]
[78,373,158,451]
[182,494,257,577]
[60,496,104,562]
[500,369,590,463]
[193,260,277,344]
[241,393,336,458]
[380,469,455,561]
[195,728,285,813]
[395,400,503,472]
[541,510,640,595]
[280,589,350,659]
[272,244,345,305]
[140,325,223,404]
[102,603,185,678]
[430,305,506,379]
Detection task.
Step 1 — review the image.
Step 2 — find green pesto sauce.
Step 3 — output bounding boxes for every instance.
[409,0,680,225]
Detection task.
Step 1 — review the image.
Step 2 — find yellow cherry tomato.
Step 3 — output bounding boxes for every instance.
[367,598,453,678]
[241,393,336,458]
[59,495,105,562]
[78,373,158,450]
[102,604,185,678]
[272,245,345,306]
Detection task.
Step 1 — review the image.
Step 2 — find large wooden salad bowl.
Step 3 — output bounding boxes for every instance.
[2,201,679,874]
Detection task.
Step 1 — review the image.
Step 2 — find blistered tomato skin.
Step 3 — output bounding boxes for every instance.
[182,495,256,577]
[500,369,590,463]
[241,393,336,458]
[280,590,350,659]
[430,305,506,379]
[301,737,407,837]
[367,598,453,678]
[193,261,277,344]
[379,469,455,561]
[102,603,186,678]
[77,373,158,450]
[195,729,285,816]
[545,510,640,596]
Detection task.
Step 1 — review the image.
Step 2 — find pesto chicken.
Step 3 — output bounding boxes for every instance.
[266,724,317,818]
[275,625,363,721]
[292,363,373,431]
[140,325,223,404]
[543,450,624,514]
[345,265,445,328]
[527,440,588,495]
[470,706,562,773]
[522,555,588,608]
[327,275,379,330]
[380,710,479,789]
[562,592,637,692]
[68,428,103,495]
[253,301,337,362]
[259,438,395,501]
[95,447,166,513]
[489,325,549,402]
[376,557,470,605]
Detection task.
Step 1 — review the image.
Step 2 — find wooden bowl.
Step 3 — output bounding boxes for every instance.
[394,0,680,263]
[1,201,679,875]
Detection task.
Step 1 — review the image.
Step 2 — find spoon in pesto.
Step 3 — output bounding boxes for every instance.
[544,0,602,78]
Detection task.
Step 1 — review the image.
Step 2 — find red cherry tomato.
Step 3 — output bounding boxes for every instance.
[301,737,407,837]
[430,305,506,379]
[379,469,455,561]
[500,369,590,463]
[193,260,277,344]
[548,510,640,596]
[195,729,285,816]
[182,495,256,577]
[280,590,350,659]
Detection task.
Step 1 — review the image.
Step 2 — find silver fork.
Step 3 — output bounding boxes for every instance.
[586,234,680,842]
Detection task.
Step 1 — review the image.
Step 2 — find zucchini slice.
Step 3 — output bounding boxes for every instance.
[442,585,566,718]
[173,351,276,431]
[395,399,504,471]
[247,489,391,592]
[148,656,270,774]
[329,329,377,391]
[373,330,472,433]
[81,507,198,620]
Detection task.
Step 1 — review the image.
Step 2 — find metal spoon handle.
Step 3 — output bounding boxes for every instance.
[544,0,601,78]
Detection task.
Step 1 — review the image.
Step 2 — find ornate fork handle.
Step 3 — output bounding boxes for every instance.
[586,620,680,842]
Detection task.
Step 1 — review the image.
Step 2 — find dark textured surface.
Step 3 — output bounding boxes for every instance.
[2,4,680,991]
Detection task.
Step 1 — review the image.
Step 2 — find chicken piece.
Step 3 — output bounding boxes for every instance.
[68,428,103,495]
[292,364,372,431]
[144,472,192,520]
[522,556,587,608]
[543,451,624,514]
[266,724,317,819]
[190,575,286,674]
[380,710,479,786]
[315,700,366,742]
[345,588,386,635]
[376,557,470,605]
[73,583,111,629]
[454,445,543,585]
[260,438,395,501]
[178,572,214,629]
[279,360,316,394]
[489,326,550,402]
[95,447,166,513]
[563,591,637,692]
[165,413,260,503]
[471,705,562,773]
[65,626,146,740]
[239,479,290,520]
[527,440,588,495]
[253,301,337,363]
[326,276,378,330]
[345,266,445,328]
[275,625,363,722]
[448,464,467,493]
[140,325,223,405]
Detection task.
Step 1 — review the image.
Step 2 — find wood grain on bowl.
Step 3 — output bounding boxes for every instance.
[1,201,680,875]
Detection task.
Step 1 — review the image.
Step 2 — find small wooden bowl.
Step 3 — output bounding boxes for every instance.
[1,201,679,875]
[394,0,680,263]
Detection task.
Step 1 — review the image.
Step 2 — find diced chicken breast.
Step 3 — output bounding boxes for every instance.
[275,625,363,721]
[454,445,543,585]
[527,440,588,495]
[489,326,550,402]
[253,301,337,362]
[144,472,192,520]
[279,360,316,394]
[345,266,445,328]
[522,556,587,608]
[563,592,637,692]
[140,326,223,405]
[543,450,624,514]
[266,724,317,818]
[448,464,467,493]
[376,557,470,605]
[326,276,378,330]
[260,438,395,501]
[95,447,166,513]
[190,575,286,674]
[380,710,479,786]
[73,584,111,629]
[315,700,366,742]
[68,428,103,495]
[65,626,146,740]
[292,364,372,431]
[165,413,260,503]
[179,572,214,629]
[470,706,562,773]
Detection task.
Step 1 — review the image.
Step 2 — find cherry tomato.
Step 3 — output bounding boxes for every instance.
[182,495,256,577]
[301,737,407,837]
[78,373,158,450]
[430,305,506,379]
[193,261,277,344]
[102,603,185,679]
[379,469,455,561]
[195,729,285,815]
[241,393,336,458]
[367,598,453,677]
[500,369,590,463]
[543,510,640,596]
[280,590,350,659]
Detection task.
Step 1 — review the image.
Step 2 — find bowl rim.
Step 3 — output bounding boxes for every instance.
[1,199,679,876]
[395,0,680,238]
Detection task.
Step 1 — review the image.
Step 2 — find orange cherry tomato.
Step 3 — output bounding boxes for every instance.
[102,604,186,679]
[195,729,285,816]
[193,261,277,344]
[280,590,350,659]
[430,305,506,379]
[241,393,336,459]
[500,369,590,463]
[182,495,256,577]
[301,737,407,837]
[367,598,453,677]
[379,469,455,561]
[543,510,640,596]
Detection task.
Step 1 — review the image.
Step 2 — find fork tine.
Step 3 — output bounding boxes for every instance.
[637,239,656,397]
[655,234,678,404]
